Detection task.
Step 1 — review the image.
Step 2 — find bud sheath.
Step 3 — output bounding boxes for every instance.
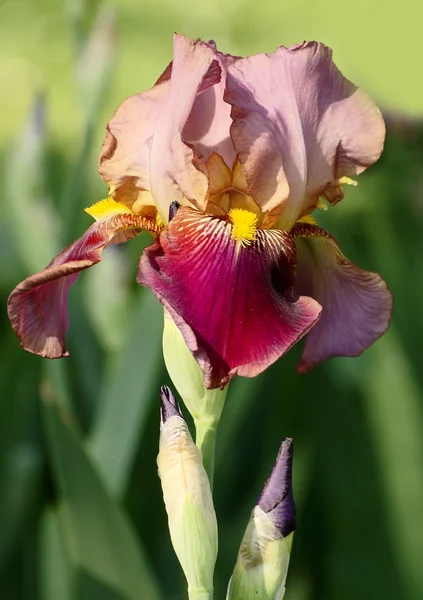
[227,439,295,600]
[158,386,218,600]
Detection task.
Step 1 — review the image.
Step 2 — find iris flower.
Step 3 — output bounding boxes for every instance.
[8,35,392,389]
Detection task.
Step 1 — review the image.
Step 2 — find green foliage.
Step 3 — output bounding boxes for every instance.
[1,1,422,599]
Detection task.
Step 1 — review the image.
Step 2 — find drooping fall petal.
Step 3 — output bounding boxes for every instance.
[138,207,321,389]
[225,41,385,229]
[7,213,159,358]
[292,223,393,373]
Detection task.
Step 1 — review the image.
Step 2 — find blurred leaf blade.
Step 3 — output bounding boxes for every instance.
[364,331,423,600]
[4,97,59,273]
[88,288,163,498]
[41,385,162,600]
[39,507,75,600]
[0,346,44,569]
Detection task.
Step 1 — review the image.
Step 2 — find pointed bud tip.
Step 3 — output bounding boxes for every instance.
[258,437,296,537]
[160,385,183,424]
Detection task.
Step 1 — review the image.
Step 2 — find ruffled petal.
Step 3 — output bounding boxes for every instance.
[182,48,237,169]
[99,35,221,220]
[292,223,393,373]
[138,207,321,389]
[8,214,159,358]
[149,35,222,220]
[98,80,169,209]
[225,41,385,229]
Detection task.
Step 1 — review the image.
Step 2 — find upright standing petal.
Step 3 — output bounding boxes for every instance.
[99,35,222,219]
[98,78,169,210]
[150,35,222,220]
[8,213,159,358]
[292,223,393,373]
[183,47,237,169]
[138,207,321,389]
[225,42,385,229]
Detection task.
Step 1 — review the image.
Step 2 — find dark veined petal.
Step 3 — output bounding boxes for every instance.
[8,214,160,358]
[292,223,393,373]
[138,207,321,389]
[225,41,385,229]
[258,438,295,538]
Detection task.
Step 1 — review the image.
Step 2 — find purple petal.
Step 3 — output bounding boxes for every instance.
[292,223,393,373]
[258,438,295,537]
[225,41,385,228]
[138,207,321,389]
[7,214,159,358]
[160,386,183,424]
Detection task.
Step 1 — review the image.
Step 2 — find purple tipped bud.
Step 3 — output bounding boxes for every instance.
[258,437,295,537]
[160,385,183,424]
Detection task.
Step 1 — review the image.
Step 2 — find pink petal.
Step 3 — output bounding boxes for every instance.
[225,41,385,229]
[8,214,158,358]
[149,35,222,220]
[98,79,169,208]
[137,207,321,389]
[182,48,237,169]
[99,35,221,219]
[292,223,393,373]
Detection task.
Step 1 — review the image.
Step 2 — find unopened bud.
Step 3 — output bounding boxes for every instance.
[227,438,295,600]
[158,386,218,599]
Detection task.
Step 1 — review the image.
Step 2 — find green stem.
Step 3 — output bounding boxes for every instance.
[188,588,213,600]
[195,417,219,490]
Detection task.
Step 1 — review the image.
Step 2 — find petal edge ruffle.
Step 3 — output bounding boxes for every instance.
[8,214,157,358]
[292,223,393,373]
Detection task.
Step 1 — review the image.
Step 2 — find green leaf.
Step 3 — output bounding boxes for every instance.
[39,507,75,600]
[88,288,164,498]
[4,97,59,273]
[0,347,44,568]
[364,331,423,600]
[41,385,162,600]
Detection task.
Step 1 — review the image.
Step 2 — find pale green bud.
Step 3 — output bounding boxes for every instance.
[227,439,295,600]
[162,310,227,423]
[158,386,218,599]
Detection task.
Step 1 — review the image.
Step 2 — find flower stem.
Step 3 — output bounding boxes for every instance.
[195,417,219,490]
[188,588,213,600]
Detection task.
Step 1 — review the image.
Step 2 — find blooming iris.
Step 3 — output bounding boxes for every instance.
[7,35,392,389]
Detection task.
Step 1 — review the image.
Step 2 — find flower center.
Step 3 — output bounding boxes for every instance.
[229,208,258,246]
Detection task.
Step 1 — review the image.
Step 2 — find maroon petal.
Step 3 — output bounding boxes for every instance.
[138,207,321,389]
[292,223,393,373]
[8,214,159,358]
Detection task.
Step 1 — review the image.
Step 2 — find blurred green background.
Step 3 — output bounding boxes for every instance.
[1,0,423,599]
